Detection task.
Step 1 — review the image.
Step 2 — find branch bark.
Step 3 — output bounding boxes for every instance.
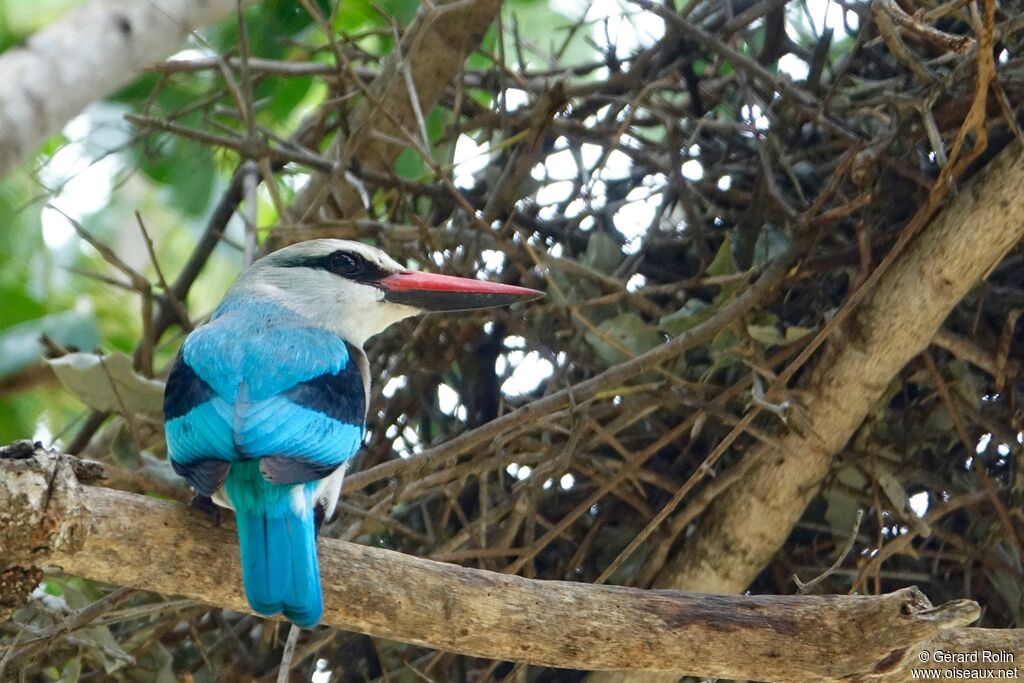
[0,0,254,180]
[0,446,986,682]
[586,150,1024,680]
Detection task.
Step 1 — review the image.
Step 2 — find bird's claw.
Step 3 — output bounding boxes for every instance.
[190,494,222,526]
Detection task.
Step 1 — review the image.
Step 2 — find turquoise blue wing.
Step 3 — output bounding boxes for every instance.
[235,363,366,484]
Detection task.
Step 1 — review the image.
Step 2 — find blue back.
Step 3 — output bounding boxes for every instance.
[164,297,366,491]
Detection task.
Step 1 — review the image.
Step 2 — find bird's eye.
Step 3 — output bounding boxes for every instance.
[328,252,362,277]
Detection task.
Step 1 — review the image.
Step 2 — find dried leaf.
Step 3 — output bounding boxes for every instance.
[46,352,164,417]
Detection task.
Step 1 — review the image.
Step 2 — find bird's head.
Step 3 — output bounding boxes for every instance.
[234,239,543,346]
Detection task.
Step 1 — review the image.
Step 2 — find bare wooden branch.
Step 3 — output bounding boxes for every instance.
[0,447,985,682]
[877,0,976,55]
[0,0,254,179]
[588,145,1024,683]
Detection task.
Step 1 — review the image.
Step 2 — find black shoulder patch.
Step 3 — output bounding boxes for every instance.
[259,456,341,485]
[282,359,366,425]
[164,354,215,421]
[171,458,230,496]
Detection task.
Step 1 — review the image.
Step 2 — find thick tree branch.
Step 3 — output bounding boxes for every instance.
[587,151,1024,681]
[0,447,985,682]
[0,0,254,180]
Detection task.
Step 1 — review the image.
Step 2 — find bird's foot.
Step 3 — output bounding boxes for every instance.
[190,494,221,526]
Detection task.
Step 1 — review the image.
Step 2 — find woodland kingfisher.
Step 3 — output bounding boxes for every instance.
[163,239,542,627]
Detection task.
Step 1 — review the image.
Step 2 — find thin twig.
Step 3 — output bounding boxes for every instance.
[794,509,864,594]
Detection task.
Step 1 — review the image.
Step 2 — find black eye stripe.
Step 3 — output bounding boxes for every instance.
[280,250,391,283]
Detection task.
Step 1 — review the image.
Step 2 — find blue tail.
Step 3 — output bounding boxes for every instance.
[226,462,322,628]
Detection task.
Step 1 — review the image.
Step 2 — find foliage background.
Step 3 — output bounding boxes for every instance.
[0,0,1021,680]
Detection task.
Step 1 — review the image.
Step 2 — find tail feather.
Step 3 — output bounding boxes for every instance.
[235,505,322,627]
[229,464,323,628]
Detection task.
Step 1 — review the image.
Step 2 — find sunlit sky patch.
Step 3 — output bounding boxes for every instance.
[908,491,929,518]
[311,658,332,683]
[503,88,531,110]
[535,179,576,205]
[479,249,506,273]
[778,53,810,80]
[501,350,554,395]
[40,112,121,250]
[976,433,992,453]
[381,375,407,399]
[741,104,771,131]
[626,273,646,291]
[453,134,491,188]
[391,424,423,456]
[614,178,665,252]
[550,0,665,57]
[542,146,583,180]
[437,383,459,414]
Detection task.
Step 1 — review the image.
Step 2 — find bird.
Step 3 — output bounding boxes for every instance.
[163,239,542,627]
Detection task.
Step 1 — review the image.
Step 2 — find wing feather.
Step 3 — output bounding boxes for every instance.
[164,303,367,491]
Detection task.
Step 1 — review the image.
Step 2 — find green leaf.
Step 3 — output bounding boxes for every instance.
[3,0,83,35]
[585,312,663,365]
[583,231,624,274]
[467,25,499,70]
[259,75,315,125]
[46,351,165,416]
[59,657,82,683]
[0,396,38,444]
[823,488,859,539]
[139,137,217,217]
[334,0,378,33]
[947,360,985,410]
[110,419,140,467]
[209,0,327,58]
[707,234,735,276]
[746,313,782,346]
[751,224,791,267]
[836,464,868,489]
[0,287,46,327]
[377,0,421,25]
[506,2,596,67]
[395,147,426,181]
[659,298,709,336]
